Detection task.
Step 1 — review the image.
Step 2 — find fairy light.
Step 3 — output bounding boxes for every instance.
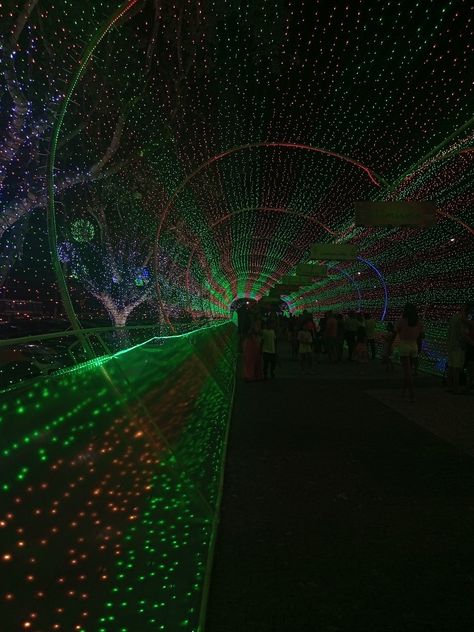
[1,1,473,628]
[0,319,236,630]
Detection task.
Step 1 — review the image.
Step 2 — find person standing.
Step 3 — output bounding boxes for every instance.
[336,314,345,362]
[381,322,396,372]
[325,310,338,362]
[242,326,263,382]
[303,313,317,339]
[354,323,369,363]
[396,303,424,402]
[287,319,298,360]
[464,320,474,394]
[318,313,327,355]
[412,330,425,376]
[344,310,358,361]
[446,302,474,394]
[298,326,313,374]
[261,320,277,379]
[365,313,377,360]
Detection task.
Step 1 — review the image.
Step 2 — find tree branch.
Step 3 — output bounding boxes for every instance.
[57,121,89,150]
[0,172,87,241]
[142,247,154,268]
[86,203,121,282]
[0,217,29,286]
[0,39,30,175]
[0,151,130,245]
[10,0,40,47]
[124,288,152,316]
[89,97,138,177]
[146,0,162,73]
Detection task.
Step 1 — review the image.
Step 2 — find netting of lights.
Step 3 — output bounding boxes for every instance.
[1,1,474,629]
[2,1,473,363]
[0,321,236,631]
[2,1,473,331]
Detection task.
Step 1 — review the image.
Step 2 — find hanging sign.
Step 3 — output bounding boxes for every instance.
[280,275,311,286]
[275,284,297,293]
[296,263,327,277]
[354,201,436,227]
[310,243,357,260]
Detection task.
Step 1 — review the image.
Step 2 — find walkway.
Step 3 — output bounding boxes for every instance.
[206,353,474,632]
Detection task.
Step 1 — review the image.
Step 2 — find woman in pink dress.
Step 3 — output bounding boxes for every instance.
[242,326,263,381]
[396,303,424,402]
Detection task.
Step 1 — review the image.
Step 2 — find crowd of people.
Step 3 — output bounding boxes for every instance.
[237,301,474,402]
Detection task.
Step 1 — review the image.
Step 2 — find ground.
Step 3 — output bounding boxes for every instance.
[206,351,474,632]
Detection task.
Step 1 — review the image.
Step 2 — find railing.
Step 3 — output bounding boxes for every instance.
[0,318,215,391]
[0,320,237,631]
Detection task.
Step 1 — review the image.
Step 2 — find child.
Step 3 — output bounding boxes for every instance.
[353,325,369,363]
[381,322,395,372]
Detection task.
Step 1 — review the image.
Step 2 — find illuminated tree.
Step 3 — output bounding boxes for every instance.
[0,1,137,285]
[58,180,157,329]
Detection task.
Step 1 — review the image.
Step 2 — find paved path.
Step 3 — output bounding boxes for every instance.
[206,355,474,632]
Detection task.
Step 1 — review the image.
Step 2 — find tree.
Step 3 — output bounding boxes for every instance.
[58,181,156,329]
[0,1,138,285]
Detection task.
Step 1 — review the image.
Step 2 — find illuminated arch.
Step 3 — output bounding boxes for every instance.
[155,144,387,327]
[183,205,354,293]
[182,208,389,320]
[286,266,363,314]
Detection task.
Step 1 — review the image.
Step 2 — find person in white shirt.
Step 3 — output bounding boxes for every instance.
[261,320,277,379]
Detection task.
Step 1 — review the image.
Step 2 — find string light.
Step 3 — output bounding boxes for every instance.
[0,321,236,630]
[0,1,473,628]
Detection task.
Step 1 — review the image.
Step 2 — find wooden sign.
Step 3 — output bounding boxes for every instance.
[275,284,296,293]
[280,275,311,286]
[296,263,327,277]
[310,243,357,261]
[354,201,436,227]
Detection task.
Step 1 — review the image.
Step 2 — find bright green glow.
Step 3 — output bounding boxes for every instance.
[0,322,237,631]
[50,320,232,380]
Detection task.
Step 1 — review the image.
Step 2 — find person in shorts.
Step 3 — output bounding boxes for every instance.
[396,303,424,402]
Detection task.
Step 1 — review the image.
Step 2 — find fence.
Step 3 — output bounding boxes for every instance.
[0,320,237,631]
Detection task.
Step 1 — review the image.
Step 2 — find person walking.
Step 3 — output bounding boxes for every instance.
[354,322,369,363]
[324,310,338,362]
[465,320,474,394]
[297,325,313,374]
[396,303,424,402]
[261,319,277,379]
[344,310,358,361]
[365,313,377,360]
[242,326,263,382]
[336,314,345,362]
[446,302,474,394]
[381,322,396,372]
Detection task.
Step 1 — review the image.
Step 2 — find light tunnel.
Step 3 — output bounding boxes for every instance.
[1,2,474,631]
[47,26,474,346]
